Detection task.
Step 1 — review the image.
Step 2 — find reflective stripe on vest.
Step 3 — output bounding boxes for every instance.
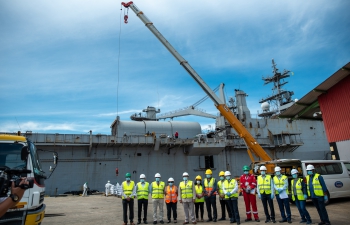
[306,173,323,197]
[273,175,289,194]
[257,175,272,194]
[291,178,305,201]
[152,181,165,199]
[217,180,224,195]
[195,185,204,203]
[137,182,149,199]
[180,181,193,199]
[122,181,135,199]
[224,179,238,199]
[165,186,178,203]
[204,178,217,195]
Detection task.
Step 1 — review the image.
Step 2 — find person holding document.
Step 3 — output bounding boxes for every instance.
[273,167,291,223]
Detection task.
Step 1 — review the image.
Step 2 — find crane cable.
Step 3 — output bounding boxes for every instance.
[116,5,124,119]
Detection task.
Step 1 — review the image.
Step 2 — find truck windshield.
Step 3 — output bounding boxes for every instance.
[29,141,45,177]
[0,142,26,169]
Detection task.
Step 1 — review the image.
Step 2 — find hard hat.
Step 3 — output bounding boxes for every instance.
[219,171,225,176]
[168,177,174,182]
[183,172,189,177]
[291,169,299,175]
[243,165,250,171]
[274,166,281,172]
[108,180,110,183]
[196,175,202,180]
[259,166,267,171]
[205,169,212,175]
[140,174,146,179]
[125,173,131,178]
[306,164,315,170]
[224,171,231,176]
[155,173,161,178]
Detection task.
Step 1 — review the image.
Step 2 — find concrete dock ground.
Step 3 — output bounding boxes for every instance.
[42,194,350,225]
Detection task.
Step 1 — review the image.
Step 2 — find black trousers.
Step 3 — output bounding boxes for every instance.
[194,202,204,219]
[205,196,217,220]
[123,198,134,223]
[261,193,275,221]
[138,199,148,222]
[226,198,240,223]
[166,202,177,220]
[219,199,232,219]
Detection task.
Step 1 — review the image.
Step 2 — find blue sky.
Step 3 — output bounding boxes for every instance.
[1,0,349,135]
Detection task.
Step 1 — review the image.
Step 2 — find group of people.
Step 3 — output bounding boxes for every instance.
[119,164,331,225]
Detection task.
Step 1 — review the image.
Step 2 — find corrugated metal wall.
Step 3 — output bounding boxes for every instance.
[319,75,350,142]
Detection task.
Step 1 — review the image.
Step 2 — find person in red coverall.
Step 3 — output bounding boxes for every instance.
[240,165,260,222]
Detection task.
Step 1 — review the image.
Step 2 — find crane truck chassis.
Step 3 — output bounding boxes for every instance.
[121,1,274,173]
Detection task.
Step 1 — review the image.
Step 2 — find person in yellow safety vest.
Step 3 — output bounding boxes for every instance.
[178,172,196,224]
[165,177,178,224]
[136,174,150,224]
[194,175,205,222]
[273,166,292,223]
[150,173,165,224]
[257,166,276,223]
[222,171,240,225]
[306,164,331,225]
[121,173,137,225]
[290,169,312,224]
[203,169,217,222]
[217,171,232,221]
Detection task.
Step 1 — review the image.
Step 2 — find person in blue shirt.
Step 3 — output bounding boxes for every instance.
[305,164,331,225]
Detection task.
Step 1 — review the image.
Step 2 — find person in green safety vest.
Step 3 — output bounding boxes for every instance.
[136,174,150,224]
[178,172,196,224]
[273,166,291,223]
[121,172,137,225]
[150,173,165,224]
[257,165,276,223]
[222,171,240,225]
[194,175,204,222]
[290,169,312,224]
[217,171,232,221]
[306,164,331,225]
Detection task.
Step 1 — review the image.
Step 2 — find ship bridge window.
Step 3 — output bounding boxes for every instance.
[205,156,214,169]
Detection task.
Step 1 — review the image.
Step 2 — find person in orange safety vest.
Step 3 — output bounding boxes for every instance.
[165,177,178,224]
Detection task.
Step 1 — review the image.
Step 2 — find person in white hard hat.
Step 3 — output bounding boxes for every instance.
[165,177,178,223]
[178,172,196,224]
[290,169,312,224]
[136,174,150,224]
[105,180,112,197]
[306,164,331,225]
[257,166,276,223]
[150,173,165,224]
[222,171,240,224]
[273,166,291,223]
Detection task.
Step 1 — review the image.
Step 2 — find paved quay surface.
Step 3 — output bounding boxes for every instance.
[42,194,350,225]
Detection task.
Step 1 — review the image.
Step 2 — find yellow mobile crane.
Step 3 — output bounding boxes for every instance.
[121,1,274,173]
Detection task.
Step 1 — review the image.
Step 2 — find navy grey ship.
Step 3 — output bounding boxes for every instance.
[8,60,329,196]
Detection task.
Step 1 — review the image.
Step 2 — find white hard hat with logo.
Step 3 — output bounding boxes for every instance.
[168,177,174,182]
[224,171,231,176]
[306,165,315,170]
[260,166,267,171]
[140,174,146,179]
[274,167,281,172]
[291,169,299,175]
[182,172,189,177]
[155,173,161,178]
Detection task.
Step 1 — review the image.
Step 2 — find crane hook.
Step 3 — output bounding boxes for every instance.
[124,15,129,24]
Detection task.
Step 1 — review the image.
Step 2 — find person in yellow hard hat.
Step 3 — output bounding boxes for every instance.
[203,169,217,222]
[217,171,231,221]
[194,175,205,222]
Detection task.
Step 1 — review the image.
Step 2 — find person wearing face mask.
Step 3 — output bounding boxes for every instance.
[290,169,312,224]
[165,177,178,224]
[203,169,217,222]
[257,166,276,223]
[121,173,137,225]
[136,174,150,224]
[150,173,165,224]
[217,171,231,221]
[273,167,291,223]
[222,171,240,224]
[239,165,259,222]
[194,175,205,222]
[306,164,331,225]
[179,172,196,224]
